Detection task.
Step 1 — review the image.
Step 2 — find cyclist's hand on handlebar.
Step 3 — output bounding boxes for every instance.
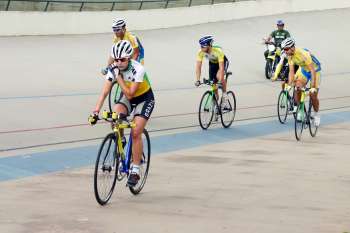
[88,111,99,125]
[195,80,201,87]
[284,84,292,91]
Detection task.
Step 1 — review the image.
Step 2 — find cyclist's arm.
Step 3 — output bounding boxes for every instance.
[116,75,140,99]
[266,31,274,42]
[273,61,283,81]
[273,54,285,80]
[266,35,272,43]
[132,47,140,61]
[195,61,202,82]
[94,80,113,112]
[107,56,114,67]
[287,60,295,86]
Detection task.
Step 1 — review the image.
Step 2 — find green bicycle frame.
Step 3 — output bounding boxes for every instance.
[203,84,218,110]
[297,89,307,120]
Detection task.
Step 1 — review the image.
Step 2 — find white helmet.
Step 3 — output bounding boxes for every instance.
[111,40,133,59]
[112,19,126,31]
[281,37,295,49]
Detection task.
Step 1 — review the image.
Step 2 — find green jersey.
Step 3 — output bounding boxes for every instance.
[270,29,291,47]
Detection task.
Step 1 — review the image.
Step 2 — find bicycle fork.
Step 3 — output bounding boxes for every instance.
[204,92,214,111]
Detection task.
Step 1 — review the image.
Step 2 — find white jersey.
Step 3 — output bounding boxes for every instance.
[106,60,151,97]
[106,60,145,83]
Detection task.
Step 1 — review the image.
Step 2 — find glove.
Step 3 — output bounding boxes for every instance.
[101,67,108,75]
[88,111,99,125]
[195,80,201,87]
[310,88,318,93]
[284,84,292,92]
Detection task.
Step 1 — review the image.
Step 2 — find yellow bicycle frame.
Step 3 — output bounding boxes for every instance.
[102,110,136,160]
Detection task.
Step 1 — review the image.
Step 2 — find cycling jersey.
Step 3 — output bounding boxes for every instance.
[106,60,151,98]
[287,48,321,73]
[113,31,145,64]
[197,45,225,64]
[270,29,290,47]
[288,48,321,87]
[113,31,138,49]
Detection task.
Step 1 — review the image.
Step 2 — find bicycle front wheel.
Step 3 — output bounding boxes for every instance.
[277,90,289,124]
[198,91,216,130]
[94,133,119,205]
[294,104,306,141]
[220,90,236,128]
[308,99,318,137]
[129,129,151,195]
[108,81,122,112]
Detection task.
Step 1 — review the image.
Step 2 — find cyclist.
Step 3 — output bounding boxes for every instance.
[195,36,229,107]
[90,40,155,187]
[102,19,145,74]
[281,38,321,126]
[264,20,291,59]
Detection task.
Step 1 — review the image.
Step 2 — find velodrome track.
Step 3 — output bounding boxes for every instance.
[0,8,350,233]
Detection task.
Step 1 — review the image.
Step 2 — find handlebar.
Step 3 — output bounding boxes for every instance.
[91,110,135,128]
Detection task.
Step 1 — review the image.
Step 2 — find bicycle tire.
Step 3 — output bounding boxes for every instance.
[294,104,306,141]
[277,90,289,124]
[308,99,318,137]
[265,59,273,79]
[198,91,216,130]
[129,129,151,195]
[94,133,119,205]
[220,90,236,128]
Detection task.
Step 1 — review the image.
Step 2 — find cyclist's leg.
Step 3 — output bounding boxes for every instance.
[224,56,229,74]
[131,92,155,164]
[293,68,307,106]
[209,62,219,99]
[128,93,154,185]
[220,57,229,92]
[310,71,321,112]
[115,93,132,137]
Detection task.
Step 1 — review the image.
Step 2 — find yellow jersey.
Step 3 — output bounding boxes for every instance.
[197,46,225,64]
[113,31,139,50]
[287,47,320,72]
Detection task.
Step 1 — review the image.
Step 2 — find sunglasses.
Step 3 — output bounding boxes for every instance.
[201,45,209,48]
[114,58,128,63]
[283,47,291,52]
[113,28,123,32]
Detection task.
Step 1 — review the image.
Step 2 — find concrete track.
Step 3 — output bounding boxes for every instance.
[0,8,350,233]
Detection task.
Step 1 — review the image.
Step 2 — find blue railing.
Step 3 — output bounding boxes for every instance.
[1,0,243,11]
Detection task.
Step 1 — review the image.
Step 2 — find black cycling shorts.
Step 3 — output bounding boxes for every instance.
[209,56,229,83]
[117,89,155,120]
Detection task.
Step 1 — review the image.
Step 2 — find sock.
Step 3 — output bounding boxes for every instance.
[131,164,140,175]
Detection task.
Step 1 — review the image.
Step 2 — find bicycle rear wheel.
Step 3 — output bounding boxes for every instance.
[198,91,216,130]
[129,129,151,195]
[220,90,236,128]
[94,133,119,205]
[294,104,306,141]
[277,90,289,124]
[308,99,318,137]
[108,82,122,112]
